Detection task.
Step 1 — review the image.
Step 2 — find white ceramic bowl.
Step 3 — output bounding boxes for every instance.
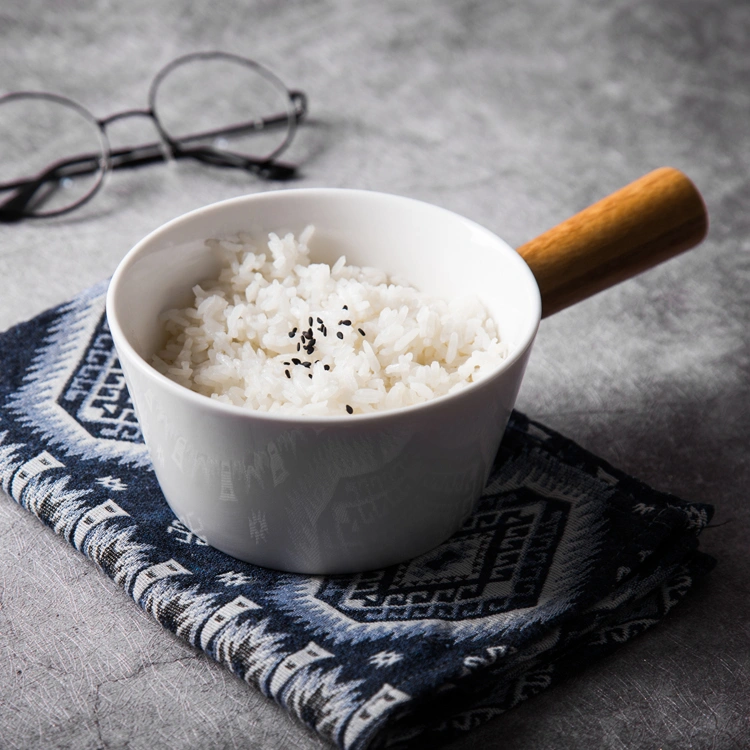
[106,189,541,573]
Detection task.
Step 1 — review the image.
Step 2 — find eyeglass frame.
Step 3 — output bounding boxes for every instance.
[0,50,308,222]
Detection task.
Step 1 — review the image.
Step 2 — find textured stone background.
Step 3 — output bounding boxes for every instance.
[0,1,748,748]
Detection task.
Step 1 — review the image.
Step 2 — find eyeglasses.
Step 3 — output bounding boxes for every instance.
[0,51,308,222]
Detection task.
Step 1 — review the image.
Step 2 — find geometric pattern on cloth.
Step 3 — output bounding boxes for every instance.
[315,491,570,622]
[0,282,715,750]
[57,308,142,443]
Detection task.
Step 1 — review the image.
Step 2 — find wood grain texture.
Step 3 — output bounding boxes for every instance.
[517,167,709,317]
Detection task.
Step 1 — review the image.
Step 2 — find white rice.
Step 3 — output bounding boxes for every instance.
[153,227,508,416]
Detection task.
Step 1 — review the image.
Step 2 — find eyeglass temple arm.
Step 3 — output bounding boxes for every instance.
[168,143,297,180]
[163,91,307,146]
[154,93,306,178]
[0,148,294,221]
[0,145,187,221]
[0,153,104,222]
[0,179,47,222]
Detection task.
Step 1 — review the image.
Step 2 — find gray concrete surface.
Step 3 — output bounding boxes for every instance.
[0,1,748,748]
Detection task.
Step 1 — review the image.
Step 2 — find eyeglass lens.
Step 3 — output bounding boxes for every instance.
[151,53,296,163]
[0,94,107,217]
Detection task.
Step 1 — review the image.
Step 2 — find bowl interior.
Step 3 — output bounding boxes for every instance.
[109,189,541,383]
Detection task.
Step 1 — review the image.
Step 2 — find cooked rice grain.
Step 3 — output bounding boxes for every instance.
[153,228,508,415]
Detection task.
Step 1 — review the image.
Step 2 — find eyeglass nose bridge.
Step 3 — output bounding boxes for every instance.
[97,107,178,168]
[99,107,155,128]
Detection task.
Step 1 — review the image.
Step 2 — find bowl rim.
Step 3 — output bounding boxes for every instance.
[106,187,542,425]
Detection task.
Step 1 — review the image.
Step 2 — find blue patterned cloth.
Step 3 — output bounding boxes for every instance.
[0,282,714,749]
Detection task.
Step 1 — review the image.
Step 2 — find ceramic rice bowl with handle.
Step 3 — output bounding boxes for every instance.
[106,168,707,574]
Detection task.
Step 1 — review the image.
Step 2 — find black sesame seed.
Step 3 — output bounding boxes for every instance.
[308,374,313,379]
[307,328,313,338]
[308,317,313,325]
[346,405,353,414]
[303,361,312,368]
[324,364,330,371]
[337,331,344,340]
[343,305,348,310]
[342,320,351,326]
[316,317,323,324]
[358,328,366,336]
[289,327,297,338]
[285,370,291,378]
[292,358,301,365]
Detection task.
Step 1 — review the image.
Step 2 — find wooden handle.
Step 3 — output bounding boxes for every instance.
[516,167,708,317]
